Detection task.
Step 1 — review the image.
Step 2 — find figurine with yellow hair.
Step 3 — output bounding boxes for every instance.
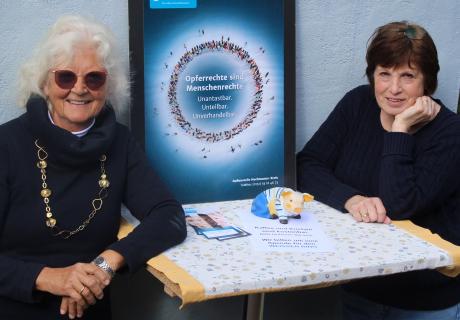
[251,187,314,224]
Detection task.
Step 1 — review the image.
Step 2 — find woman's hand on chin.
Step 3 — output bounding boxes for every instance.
[392,96,441,134]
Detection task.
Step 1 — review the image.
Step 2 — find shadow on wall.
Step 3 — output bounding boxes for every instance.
[457,89,460,114]
[111,268,342,320]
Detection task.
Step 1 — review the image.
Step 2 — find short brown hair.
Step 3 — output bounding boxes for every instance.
[366,21,439,95]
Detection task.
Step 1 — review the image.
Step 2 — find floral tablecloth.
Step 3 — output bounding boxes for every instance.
[134,199,454,306]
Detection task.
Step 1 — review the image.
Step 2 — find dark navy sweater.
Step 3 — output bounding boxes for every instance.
[297,85,460,310]
[0,96,186,319]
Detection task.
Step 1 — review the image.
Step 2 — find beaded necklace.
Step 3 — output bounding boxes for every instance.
[34,139,110,239]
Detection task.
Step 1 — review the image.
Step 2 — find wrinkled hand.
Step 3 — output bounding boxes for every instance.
[60,296,87,319]
[344,195,391,224]
[35,263,111,318]
[60,290,110,320]
[392,96,441,134]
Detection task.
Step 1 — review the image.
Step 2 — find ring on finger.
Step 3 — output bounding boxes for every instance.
[79,286,86,295]
[361,212,369,219]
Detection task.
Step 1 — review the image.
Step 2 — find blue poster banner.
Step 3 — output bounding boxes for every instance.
[149,0,197,9]
[143,0,286,204]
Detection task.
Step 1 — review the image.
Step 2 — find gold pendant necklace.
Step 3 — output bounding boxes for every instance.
[34,139,110,239]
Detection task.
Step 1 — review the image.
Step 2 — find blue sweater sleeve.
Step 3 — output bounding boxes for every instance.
[107,134,186,272]
[297,90,362,211]
[0,256,45,303]
[379,117,460,220]
[0,139,46,303]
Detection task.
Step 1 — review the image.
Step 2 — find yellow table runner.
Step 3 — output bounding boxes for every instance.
[393,220,460,277]
[118,218,205,306]
[117,217,460,306]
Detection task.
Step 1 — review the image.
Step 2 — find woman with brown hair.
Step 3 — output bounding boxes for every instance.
[297,21,460,319]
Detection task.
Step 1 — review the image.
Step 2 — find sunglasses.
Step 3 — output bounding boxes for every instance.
[51,70,107,91]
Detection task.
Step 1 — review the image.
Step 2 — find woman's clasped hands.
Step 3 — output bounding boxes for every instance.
[35,262,112,319]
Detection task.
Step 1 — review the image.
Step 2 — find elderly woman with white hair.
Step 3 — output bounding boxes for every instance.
[0,15,186,319]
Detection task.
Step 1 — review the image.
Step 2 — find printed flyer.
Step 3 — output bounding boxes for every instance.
[142,0,288,203]
[184,206,250,241]
[239,207,336,253]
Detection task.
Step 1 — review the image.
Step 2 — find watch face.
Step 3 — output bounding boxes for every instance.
[93,256,114,277]
[94,256,104,264]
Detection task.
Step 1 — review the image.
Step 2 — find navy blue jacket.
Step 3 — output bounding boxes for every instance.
[0,96,186,319]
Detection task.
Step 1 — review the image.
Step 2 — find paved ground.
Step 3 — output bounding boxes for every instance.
[111,268,342,320]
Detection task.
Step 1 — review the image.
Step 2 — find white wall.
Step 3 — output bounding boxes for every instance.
[0,0,129,123]
[0,0,459,151]
[296,0,460,150]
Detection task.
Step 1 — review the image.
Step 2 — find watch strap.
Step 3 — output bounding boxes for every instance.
[92,256,115,277]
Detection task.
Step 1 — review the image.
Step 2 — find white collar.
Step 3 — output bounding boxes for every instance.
[48,111,96,138]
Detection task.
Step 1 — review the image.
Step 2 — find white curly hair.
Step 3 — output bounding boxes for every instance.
[17,15,130,113]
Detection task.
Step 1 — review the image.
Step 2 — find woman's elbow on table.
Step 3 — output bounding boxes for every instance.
[166,205,188,245]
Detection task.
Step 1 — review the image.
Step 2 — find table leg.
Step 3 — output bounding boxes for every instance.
[245,293,265,320]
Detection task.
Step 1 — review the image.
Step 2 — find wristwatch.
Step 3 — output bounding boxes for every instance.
[92,256,115,278]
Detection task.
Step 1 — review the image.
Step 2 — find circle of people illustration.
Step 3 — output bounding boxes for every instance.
[168,39,264,143]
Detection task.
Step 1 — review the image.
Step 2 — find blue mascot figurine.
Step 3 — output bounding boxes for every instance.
[251,187,314,224]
